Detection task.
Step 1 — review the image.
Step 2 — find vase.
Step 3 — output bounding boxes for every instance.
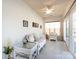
[8,54,11,59]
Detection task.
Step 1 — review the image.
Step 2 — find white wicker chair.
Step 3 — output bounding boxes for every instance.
[49,32,57,41]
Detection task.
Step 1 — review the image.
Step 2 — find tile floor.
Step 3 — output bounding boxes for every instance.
[16,40,74,59]
[36,40,74,59]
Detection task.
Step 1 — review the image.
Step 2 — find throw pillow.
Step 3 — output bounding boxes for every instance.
[28,34,35,42]
[22,35,29,44]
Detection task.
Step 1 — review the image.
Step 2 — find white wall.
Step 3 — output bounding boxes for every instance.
[2,0,44,46]
[63,3,76,56]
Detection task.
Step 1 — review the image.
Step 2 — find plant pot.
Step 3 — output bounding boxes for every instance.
[3,53,8,59]
[8,54,11,59]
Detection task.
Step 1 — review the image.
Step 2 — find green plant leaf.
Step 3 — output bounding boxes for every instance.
[3,46,13,54]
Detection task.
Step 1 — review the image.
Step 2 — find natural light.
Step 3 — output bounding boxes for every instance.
[45,22,60,35]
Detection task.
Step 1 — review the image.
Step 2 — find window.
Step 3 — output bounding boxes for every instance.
[45,22,60,36]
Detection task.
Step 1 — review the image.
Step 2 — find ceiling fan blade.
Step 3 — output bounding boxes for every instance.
[40,7,48,11]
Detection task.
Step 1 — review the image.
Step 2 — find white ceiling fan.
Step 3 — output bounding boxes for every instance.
[40,0,55,15]
[40,5,54,15]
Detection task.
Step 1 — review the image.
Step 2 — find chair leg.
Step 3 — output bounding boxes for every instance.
[29,54,32,59]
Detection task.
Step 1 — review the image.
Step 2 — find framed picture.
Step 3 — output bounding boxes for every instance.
[32,22,39,28]
[23,20,28,27]
[40,25,42,29]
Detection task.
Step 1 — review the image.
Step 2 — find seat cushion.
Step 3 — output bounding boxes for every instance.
[22,42,36,49]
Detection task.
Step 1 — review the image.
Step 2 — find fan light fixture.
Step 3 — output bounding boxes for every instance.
[45,8,52,14]
[41,6,54,14]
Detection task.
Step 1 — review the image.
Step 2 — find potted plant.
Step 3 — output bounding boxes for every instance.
[3,46,13,59]
[3,39,13,59]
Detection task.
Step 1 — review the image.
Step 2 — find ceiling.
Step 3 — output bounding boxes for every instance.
[24,0,75,22]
